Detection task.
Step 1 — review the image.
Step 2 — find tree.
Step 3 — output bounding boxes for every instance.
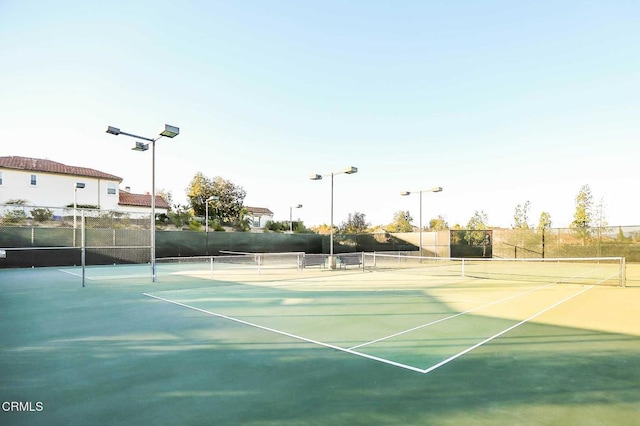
[465,211,489,246]
[513,201,531,229]
[311,224,337,235]
[429,215,449,231]
[236,206,251,232]
[5,199,28,205]
[570,184,593,244]
[594,197,608,229]
[340,211,369,234]
[186,172,247,225]
[571,184,593,229]
[156,189,174,210]
[616,227,628,242]
[467,211,489,229]
[167,204,193,229]
[536,211,552,231]
[385,210,413,233]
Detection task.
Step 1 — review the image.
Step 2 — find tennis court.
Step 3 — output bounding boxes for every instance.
[1,253,639,425]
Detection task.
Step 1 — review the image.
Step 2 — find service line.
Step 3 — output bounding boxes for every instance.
[348,280,557,350]
[143,292,426,374]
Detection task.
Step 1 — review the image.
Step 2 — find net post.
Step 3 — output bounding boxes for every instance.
[257,254,262,275]
[620,257,626,287]
[361,251,365,271]
[461,258,465,278]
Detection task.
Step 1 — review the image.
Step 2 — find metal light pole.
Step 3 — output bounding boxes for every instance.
[106,124,179,282]
[400,187,443,256]
[289,204,302,232]
[73,182,85,231]
[205,195,219,233]
[310,166,358,269]
[73,182,85,246]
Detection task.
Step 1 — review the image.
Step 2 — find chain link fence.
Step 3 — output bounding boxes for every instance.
[492,226,640,262]
[2,203,640,268]
[0,203,151,267]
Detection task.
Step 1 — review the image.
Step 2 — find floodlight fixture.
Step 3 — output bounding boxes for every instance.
[344,166,358,174]
[400,191,410,196]
[310,174,322,181]
[159,124,180,138]
[76,182,86,189]
[106,126,121,135]
[132,142,149,151]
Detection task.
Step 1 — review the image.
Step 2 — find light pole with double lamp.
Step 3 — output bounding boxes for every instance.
[106,124,180,282]
[400,187,443,256]
[289,204,302,233]
[310,166,358,269]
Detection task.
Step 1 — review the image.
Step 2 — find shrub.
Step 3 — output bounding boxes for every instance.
[31,208,54,222]
[2,209,27,224]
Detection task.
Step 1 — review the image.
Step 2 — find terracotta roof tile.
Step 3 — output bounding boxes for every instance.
[119,190,169,209]
[0,156,122,181]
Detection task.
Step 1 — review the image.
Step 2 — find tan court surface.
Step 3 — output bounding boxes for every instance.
[1,263,639,425]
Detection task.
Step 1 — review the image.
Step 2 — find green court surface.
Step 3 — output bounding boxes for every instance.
[1,264,639,425]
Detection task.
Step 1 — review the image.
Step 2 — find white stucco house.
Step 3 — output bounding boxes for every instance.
[0,156,168,215]
[245,206,274,229]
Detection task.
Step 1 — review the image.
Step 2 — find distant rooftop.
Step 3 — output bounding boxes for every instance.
[0,156,123,181]
[245,206,274,216]
[119,189,169,209]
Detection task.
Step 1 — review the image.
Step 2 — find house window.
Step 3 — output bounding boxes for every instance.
[107,183,116,195]
[30,174,37,186]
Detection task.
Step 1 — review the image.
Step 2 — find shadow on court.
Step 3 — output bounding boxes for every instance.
[1,268,639,425]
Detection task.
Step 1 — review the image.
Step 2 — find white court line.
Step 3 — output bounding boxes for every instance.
[349,265,610,351]
[348,281,557,350]
[143,272,606,375]
[420,284,595,374]
[143,292,426,374]
[57,269,92,279]
[58,268,149,281]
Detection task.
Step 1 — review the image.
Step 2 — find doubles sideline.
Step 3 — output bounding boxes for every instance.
[143,281,595,375]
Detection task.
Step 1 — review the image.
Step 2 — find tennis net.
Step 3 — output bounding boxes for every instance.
[363,253,627,287]
[156,251,319,274]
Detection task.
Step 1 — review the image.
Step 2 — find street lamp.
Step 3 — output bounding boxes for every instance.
[310,166,358,269]
[289,204,303,233]
[106,124,180,282]
[400,186,443,256]
[73,182,85,245]
[205,196,219,233]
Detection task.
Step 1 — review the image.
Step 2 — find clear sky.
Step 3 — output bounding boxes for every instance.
[1,1,638,228]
